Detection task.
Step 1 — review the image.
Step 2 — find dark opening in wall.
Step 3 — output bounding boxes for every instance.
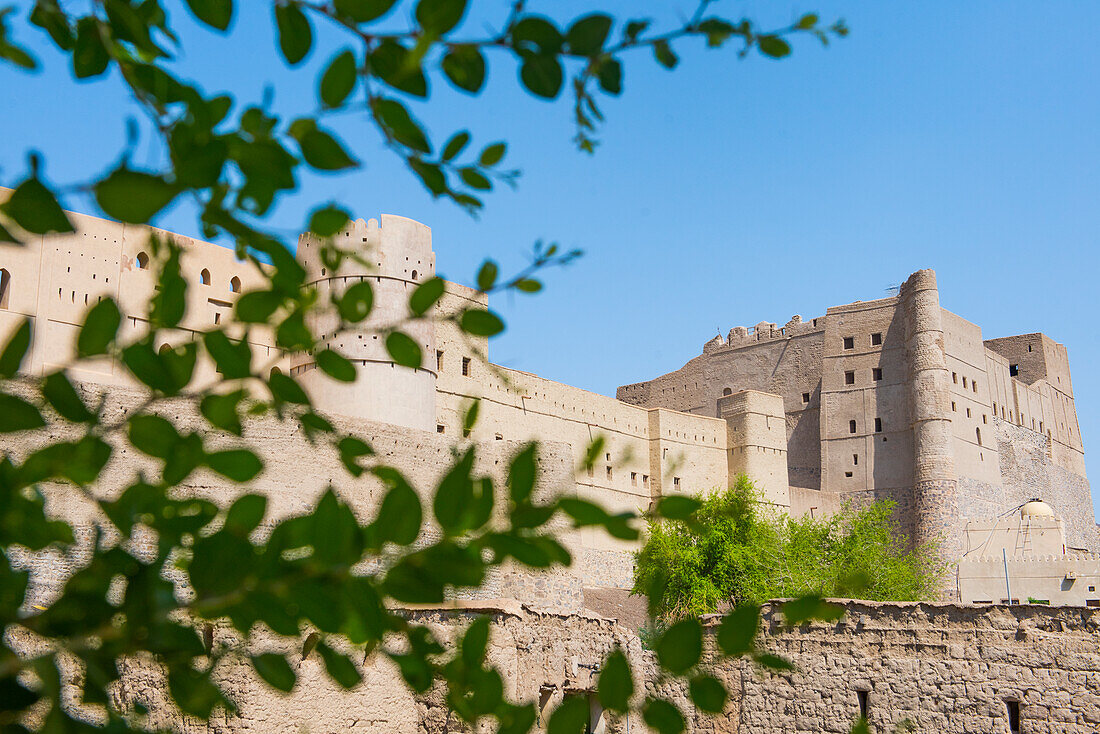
[857,690,869,720]
[849,420,857,434]
[875,418,882,432]
[845,371,855,385]
[723,387,732,396]
[802,392,810,403]
[976,427,982,446]
[871,333,882,346]
[1006,700,1020,733]
[461,357,471,376]
[852,454,858,465]
[673,477,681,489]
[844,471,853,478]
[872,368,883,381]
[1027,344,1032,352]
[200,268,211,285]
[962,376,968,389]
[0,268,9,309]
[436,425,445,433]
[230,276,241,293]
[1010,364,1019,377]
[436,350,444,371]
[136,252,149,269]
[843,336,854,350]
[953,372,958,384]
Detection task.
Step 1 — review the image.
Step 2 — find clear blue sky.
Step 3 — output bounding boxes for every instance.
[3,2,1098,514]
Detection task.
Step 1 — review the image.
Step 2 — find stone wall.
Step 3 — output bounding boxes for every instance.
[724,600,1100,734]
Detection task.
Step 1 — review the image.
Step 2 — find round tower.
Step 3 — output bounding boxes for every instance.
[293,215,436,431]
[901,269,962,567]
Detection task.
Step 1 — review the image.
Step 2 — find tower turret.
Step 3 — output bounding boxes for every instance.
[293,215,437,431]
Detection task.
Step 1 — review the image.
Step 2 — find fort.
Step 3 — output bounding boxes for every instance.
[3,198,1100,730]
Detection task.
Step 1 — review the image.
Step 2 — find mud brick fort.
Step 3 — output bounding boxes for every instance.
[3,197,1100,731]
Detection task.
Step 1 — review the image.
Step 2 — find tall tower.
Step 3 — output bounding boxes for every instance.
[293,215,437,431]
[901,269,962,566]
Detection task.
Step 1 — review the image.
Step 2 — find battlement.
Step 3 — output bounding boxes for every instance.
[702,314,827,353]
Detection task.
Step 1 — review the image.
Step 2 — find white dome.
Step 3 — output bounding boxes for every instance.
[1021,500,1055,518]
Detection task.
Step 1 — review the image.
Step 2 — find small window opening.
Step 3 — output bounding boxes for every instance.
[976,427,982,446]
[230,276,241,293]
[1010,364,1019,377]
[972,380,978,393]
[845,371,855,385]
[874,417,882,433]
[214,312,221,325]
[606,466,613,481]
[843,336,854,350]
[722,387,732,396]
[631,472,637,486]
[436,424,445,433]
[983,414,988,424]
[673,477,681,489]
[962,376,968,389]
[642,475,650,489]
[136,252,149,269]
[952,372,958,384]
[1006,700,1020,733]
[849,420,857,434]
[436,350,444,371]
[802,392,810,404]
[200,268,211,285]
[411,270,418,280]
[461,357,471,377]
[852,454,859,465]
[966,407,971,418]
[871,333,882,346]
[0,268,10,309]
[857,690,869,720]
[844,471,853,478]
[1027,344,1032,352]
[951,401,957,412]
[872,368,883,381]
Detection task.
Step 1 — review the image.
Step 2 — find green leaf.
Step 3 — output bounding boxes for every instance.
[30,2,74,51]
[409,277,445,316]
[478,142,505,166]
[653,40,678,69]
[189,530,252,597]
[204,330,252,379]
[318,642,362,689]
[441,131,470,161]
[460,309,504,337]
[77,299,121,357]
[547,695,588,734]
[370,471,421,545]
[689,675,728,712]
[275,2,312,65]
[269,372,310,404]
[337,436,374,477]
[643,699,686,734]
[128,415,180,458]
[441,45,485,93]
[276,310,312,351]
[475,260,498,291]
[716,603,760,657]
[597,58,622,95]
[185,0,234,31]
[225,494,267,535]
[655,495,700,520]
[459,167,490,190]
[565,14,612,56]
[236,291,283,323]
[512,16,562,55]
[42,371,93,423]
[251,654,296,692]
[0,319,31,378]
[334,0,398,23]
[94,168,179,224]
[371,98,431,155]
[757,35,791,58]
[385,332,421,368]
[514,278,541,294]
[754,652,795,671]
[72,17,109,78]
[519,53,563,99]
[460,615,490,667]
[597,647,633,712]
[415,0,467,35]
[369,39,428,97]
[310,205,351,237]
[507,443,537,502]
[151,247,186,328]
[206,449,263,482]
[290,120,358,171]
[0,176,73,235]
[462,399,479,436]
[338,281,374,322]
[320,49,357,108]
[656,619,702,674]
[317,349,356,382]
[781,594,844,626]
[0,393,46,433]
[797,13,819,29]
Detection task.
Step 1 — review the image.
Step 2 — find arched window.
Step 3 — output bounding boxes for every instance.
[230,276,241,293]
[411,270,418,280]
[200,268,211,286]
[0,268,10,309]
[722,387,732,396]
[976,427,982,447]
[136,252,149,269]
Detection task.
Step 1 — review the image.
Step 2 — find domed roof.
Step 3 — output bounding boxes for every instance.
[1021,500,1055,518]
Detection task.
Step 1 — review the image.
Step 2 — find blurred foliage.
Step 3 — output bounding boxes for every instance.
[0,1,857,732]
[634,475,948,622]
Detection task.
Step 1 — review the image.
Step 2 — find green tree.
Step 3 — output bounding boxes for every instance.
[635,475,947,621]
[0,2,853,732]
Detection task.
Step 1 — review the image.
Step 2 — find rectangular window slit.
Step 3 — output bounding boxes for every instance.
[845,371,855,385]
